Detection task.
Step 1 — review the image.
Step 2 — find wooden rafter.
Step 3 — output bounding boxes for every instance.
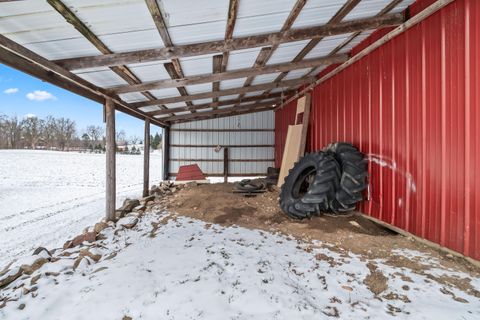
[235,0,308,103]
[47,0,168,111]
[212,54,223,107]
[278,0,454,109]
[0,35,167,127]
[150,95,284,116]
[303,0,404,78]
[130,77,311,106]
[112,54,347,94]
[272,0,362,85]
[145,0,196,111]
[221,0,239,72]
[170,106,275,124]
[163,101,277,122]
[55,13,404,70]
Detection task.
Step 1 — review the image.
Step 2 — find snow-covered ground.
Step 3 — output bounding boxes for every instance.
[1,212,479,319]
[0,150,163,268]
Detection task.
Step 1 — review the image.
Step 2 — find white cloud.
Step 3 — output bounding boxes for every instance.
[26,90,56,101]
[4,88,19,94]
[24,113,37,119]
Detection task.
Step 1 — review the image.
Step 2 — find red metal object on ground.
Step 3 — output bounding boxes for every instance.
[175,164,206,181]
[275,0,480,260]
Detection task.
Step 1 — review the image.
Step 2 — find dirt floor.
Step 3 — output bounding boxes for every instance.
[161,182,480,298]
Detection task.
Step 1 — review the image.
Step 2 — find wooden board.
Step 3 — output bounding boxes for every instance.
[277,124,303,187]
[277,93,311,188]
[298,93,311,155]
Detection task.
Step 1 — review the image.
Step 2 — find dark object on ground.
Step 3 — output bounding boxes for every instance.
[324,142,368,213]
[265,167,280,185]
[233,179,267,197]
[279,152,340,219]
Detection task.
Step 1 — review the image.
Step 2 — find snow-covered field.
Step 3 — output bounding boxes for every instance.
[1,212,479,319]
[0,150,163,268]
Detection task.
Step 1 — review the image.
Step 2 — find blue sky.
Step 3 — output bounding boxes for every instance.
[0,64,163,138]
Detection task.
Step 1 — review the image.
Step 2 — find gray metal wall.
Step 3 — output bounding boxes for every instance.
[169,111,274,177]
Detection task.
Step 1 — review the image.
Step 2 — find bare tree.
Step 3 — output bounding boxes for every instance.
[129,135,141,145]
[55,117,76,151]
[21,116,43,149]
[42,115,56,148]
[85,125,104,144]
[1,116,23,148]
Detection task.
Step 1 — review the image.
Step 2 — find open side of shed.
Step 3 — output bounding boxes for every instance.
[1,0,478,261]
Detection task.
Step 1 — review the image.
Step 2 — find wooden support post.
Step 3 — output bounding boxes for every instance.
[224,147,229,183]
[105,98,116,221]
[143,119,150,197]
[162,127,170,181]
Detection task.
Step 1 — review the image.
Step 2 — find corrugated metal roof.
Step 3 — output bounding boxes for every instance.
[0,0,413,123]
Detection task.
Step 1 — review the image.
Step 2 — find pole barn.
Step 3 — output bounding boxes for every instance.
[0,0,478,262]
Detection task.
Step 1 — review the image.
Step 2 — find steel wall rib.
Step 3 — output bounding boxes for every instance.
[274,0,479,260]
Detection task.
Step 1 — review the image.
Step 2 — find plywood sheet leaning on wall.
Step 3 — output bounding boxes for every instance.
[277,124,303,187]
[277,93,311,187]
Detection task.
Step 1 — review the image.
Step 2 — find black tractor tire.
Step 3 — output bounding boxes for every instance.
[324,142,368,213]
[279,152,341,219]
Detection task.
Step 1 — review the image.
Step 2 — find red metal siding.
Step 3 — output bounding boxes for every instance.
[274,0,480,260]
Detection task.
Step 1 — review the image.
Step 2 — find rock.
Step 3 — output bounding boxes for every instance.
[18,303,26,310]
[0,267,22,289]
[30,274,41,285]
[79,249,102,263]
[71,231,96,247]
[141,195,155,203]
[21,257,48,275]
[149,185,159,195]
[94,222,109,234]
[116,199,141,219]
[133,204,146,212]
[73,257,90,271]
[63,240,73,250]
[117,216,138,229]
[32,247,51,258]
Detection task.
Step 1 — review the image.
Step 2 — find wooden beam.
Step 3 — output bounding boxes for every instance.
[143,119,150,197]
[302,0,404,79]
[236,0,307,102]
[47,0,168,111]
[223,147,229,183]
[112,54,347,94]
[163,62,195,110]
[212,54,223,107]
[273,0,362,83]
[221,0,239,72]
[145,0,195,110]
[163,127,170,180]
[278,0,455,109]
[170,106,274,124]
[134,77,311,105]
[164,101,277,122]
[55,13,404,70]
[147,94,284,116]
[105,98,116,221]
[0,34,167,128]
[302,0,403,79]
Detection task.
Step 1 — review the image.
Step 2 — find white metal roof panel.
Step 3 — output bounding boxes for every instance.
[220,78,248,90]
[250,73,281,86]
[292,0,348,29]
[266,40,310,65]
[233,0,297,37]
[227,47,262,71]
[76,69,127,87]
[304,33,354,59]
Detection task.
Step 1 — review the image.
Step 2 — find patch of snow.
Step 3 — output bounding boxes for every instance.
[0,150,163,268]
[1,213,478,319]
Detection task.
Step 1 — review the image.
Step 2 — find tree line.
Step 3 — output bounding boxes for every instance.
[0,114,162,152]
